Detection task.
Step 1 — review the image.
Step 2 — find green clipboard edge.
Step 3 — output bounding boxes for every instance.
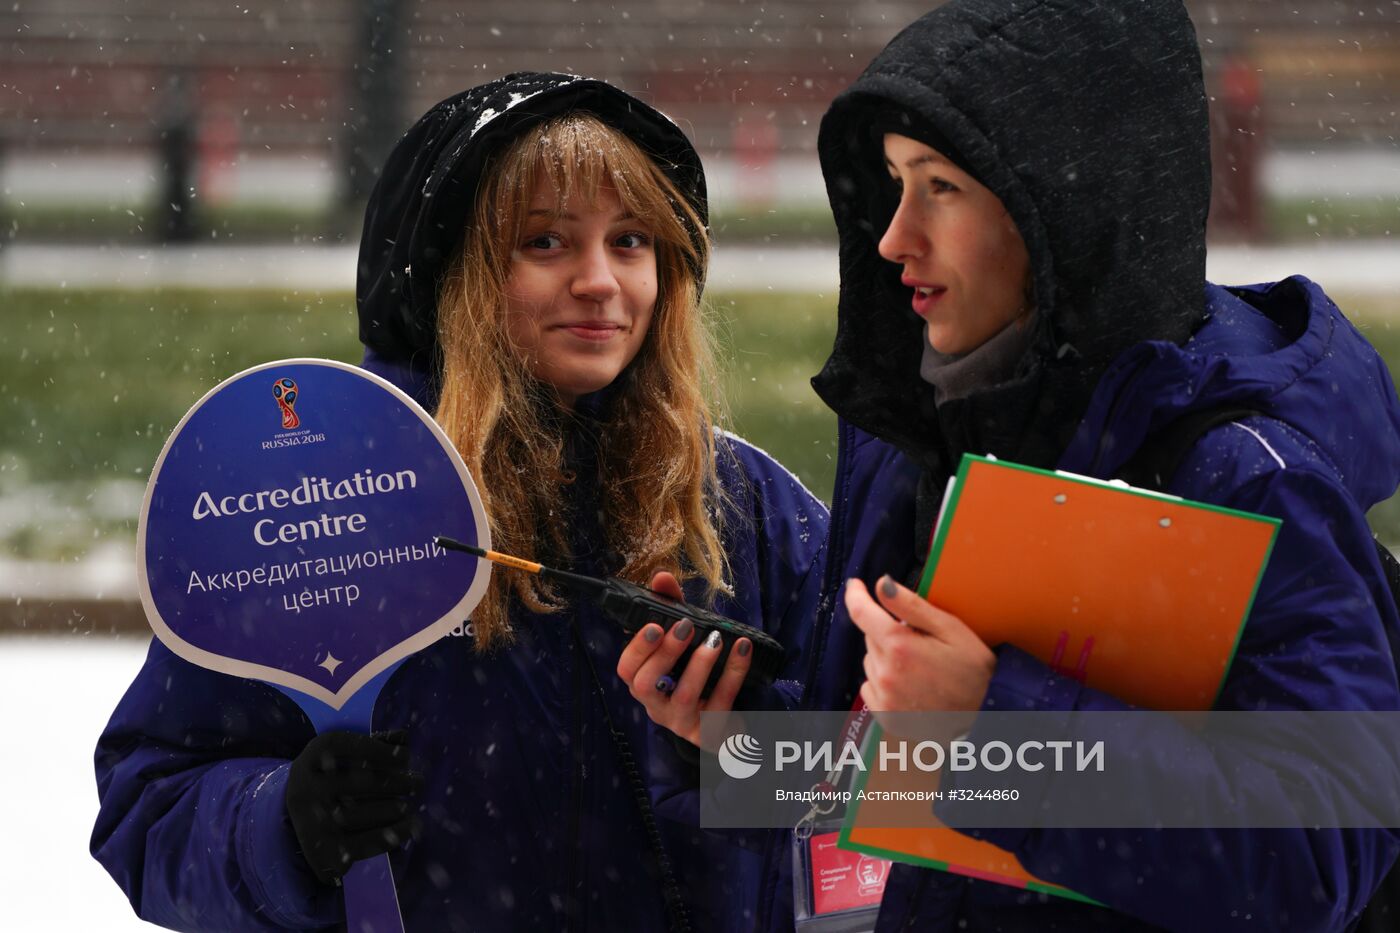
[836,453,1283,905]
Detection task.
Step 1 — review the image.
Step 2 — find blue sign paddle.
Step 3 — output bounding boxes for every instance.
[138,358,491,932]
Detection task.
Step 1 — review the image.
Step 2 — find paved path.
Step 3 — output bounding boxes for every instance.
[3,240,1400,298]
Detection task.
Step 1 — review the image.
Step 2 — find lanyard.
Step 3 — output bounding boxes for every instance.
[793,693,873,838]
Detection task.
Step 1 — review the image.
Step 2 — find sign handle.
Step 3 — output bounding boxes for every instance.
[342,855,406,933]
[277,661,408,933]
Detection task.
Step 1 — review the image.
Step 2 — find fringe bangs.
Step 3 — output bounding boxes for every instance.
[489,113,707,289]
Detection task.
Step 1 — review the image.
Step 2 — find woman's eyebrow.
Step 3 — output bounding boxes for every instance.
[884,154,950,171]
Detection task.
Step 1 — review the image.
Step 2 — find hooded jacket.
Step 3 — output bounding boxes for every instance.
[93,73,828,932]
[810,2,1400,931]
[356,71,710,399]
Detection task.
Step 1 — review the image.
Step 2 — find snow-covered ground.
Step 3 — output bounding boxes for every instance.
[0,637,161,930]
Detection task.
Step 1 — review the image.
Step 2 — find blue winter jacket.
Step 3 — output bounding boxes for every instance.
[811,2,1400,925]
[809,279,1400,932]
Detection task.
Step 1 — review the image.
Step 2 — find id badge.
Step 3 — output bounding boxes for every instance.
[792,823,891,932]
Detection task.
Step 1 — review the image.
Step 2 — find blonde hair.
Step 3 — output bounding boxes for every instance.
[434,112,728,648]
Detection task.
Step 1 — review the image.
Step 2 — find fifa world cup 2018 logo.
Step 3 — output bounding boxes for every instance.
[272,378,300,429]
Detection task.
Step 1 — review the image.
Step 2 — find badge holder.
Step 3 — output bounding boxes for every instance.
[791,749,891,931]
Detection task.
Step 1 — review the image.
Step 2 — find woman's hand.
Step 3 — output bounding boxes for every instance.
[285,730,423,886]
[845,575,995,715]
[614,571,753,747]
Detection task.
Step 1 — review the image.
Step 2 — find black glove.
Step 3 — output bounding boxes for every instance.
[285,729,423,886]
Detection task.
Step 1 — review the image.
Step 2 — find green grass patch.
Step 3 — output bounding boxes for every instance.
[0,287,838,561]
[1268,197,1400,241]
[4,287,1399,561]
[709,205,838,245]
[711,291,839,499]
[0,288,361,559]
[0,288,361,478]
[1342,302,1400,543]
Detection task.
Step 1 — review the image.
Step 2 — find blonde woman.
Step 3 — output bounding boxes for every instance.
[93,73,827,932]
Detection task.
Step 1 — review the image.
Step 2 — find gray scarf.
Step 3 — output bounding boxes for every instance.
[918,314,1038,403]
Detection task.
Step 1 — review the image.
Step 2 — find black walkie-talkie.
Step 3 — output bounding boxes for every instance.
[434,536,784,697]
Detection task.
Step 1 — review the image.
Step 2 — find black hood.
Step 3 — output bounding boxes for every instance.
[356,72,708,367]
[814,0,1211,474]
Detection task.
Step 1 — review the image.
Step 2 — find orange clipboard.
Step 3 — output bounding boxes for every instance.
[839,454,1280,902]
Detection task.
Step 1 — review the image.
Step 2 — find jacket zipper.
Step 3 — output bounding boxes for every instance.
[801,418,856,710]
[1088,352,1153,476]
[567,633,585,932]
[759,419,855,929]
